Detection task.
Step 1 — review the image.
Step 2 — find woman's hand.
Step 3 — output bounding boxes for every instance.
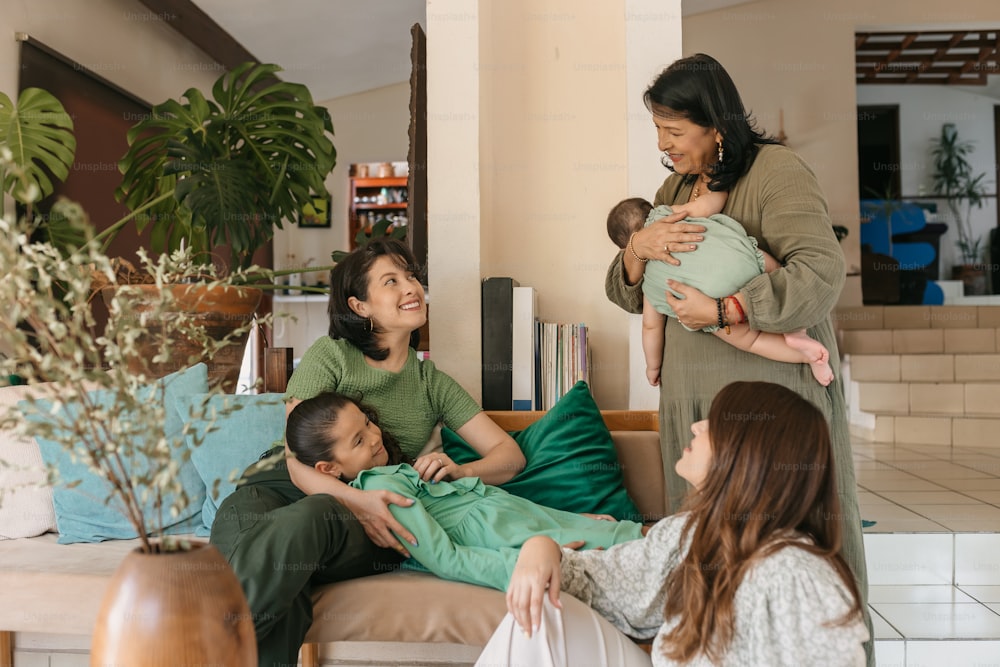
[340,488,418,557]
[664,280,717,330]
[633,214,706,267]
[412,452,460,483]
[506,536,565,638]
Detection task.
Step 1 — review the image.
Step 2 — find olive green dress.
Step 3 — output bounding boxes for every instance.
[605,144,872,662]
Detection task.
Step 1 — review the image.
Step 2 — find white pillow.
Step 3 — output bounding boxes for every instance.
[0,383,58,539]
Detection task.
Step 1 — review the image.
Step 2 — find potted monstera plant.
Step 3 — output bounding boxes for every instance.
[1,63,338,389]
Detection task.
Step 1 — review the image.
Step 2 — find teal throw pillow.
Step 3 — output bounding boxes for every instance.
[442,381,642,521]
[176,392,287,535]
[29,363,210,544]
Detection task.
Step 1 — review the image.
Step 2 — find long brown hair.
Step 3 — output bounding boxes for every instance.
[662,381,861,663]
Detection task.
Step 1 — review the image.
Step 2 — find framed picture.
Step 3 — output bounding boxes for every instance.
[298,194,331,228]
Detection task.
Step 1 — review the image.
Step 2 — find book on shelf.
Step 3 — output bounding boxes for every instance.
[481,277,518,410]
[511,286,537,411]
[482,278,590,411]
[536,320,591,411]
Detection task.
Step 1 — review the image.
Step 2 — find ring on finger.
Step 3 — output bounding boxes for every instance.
[663,244,668,252]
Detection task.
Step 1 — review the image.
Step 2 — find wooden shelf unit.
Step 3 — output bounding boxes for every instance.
[349,176,409,249]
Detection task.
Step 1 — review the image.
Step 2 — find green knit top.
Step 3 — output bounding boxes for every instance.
[285,337,482,458]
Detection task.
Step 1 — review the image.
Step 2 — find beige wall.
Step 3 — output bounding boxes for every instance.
[0,0,218,108]
[429,0,681,408]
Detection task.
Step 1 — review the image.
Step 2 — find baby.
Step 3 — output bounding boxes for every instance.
[607,190,833,387]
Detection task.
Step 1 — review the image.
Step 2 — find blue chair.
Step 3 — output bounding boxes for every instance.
[859,200,939,304]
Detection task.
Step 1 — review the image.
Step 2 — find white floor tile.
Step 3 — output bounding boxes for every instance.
[871,602,1000,639]
[960,490,1000,505]
[868,585,977,604]
[904,640,1000,666]
[877,491,983,505]
[956,534,1000,586]
[935,478,1000,491]
[864,533,953,585]
[957,585,1000,603]
[873,639,905,667]
[859,478,951,492]
[870,607,903,639]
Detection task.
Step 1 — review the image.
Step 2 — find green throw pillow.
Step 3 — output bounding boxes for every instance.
[442,381,642,521]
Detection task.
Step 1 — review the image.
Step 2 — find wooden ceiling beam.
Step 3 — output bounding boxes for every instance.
[135,0,259,70]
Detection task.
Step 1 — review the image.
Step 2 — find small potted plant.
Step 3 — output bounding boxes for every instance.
[930,122,991,294]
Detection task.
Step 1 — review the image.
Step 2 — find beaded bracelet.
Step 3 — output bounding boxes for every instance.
[715,298,731,335]
[627,232,648,263]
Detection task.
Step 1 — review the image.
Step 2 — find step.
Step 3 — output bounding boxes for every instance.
[840,329,1000,355]
[836,305,1000,331]
[856,381,1000,416]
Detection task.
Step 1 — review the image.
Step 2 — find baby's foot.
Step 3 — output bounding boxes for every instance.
[784,332,834,387]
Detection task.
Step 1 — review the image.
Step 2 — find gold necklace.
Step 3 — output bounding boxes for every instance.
[692,181,702,200]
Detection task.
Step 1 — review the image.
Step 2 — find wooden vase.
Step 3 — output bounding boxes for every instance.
[90,541,256,666]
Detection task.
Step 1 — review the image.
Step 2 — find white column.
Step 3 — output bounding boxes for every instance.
[625,0,682,409]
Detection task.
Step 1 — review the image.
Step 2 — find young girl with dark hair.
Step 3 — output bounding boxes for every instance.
[286,392,646,592]
[476,381,868,667]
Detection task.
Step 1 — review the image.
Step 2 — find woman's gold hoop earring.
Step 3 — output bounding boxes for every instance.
[717,141,724,164]
[366,317,374,332]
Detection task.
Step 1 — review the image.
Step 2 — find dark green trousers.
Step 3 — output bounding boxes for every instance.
[210,458,403,667]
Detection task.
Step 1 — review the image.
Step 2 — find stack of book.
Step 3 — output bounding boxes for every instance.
[535,320,591,411]
[481,277,591,411]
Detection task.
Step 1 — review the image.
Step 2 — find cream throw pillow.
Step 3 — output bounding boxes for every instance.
[0,383,58,539]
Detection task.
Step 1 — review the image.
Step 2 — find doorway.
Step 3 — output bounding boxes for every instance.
[857,105,901,200]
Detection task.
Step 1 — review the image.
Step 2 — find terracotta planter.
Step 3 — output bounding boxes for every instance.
[91,541,256,666]
[951,264,988,296]
[101,284,262,392]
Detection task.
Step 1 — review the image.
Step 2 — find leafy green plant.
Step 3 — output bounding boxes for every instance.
[331,216,407,262]
[930,123,991,265]
[114,62,337,272]
[0,88,76,220]
[0,155,278,553]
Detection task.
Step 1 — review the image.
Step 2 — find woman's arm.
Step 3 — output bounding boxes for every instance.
[414,412,525,485]
[740,149,845,333]
[507,515,687,640]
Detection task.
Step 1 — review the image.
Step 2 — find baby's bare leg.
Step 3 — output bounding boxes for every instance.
[712,325,833,386]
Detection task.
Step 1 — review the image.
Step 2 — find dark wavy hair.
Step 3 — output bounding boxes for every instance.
[285,392,412,475]
[661,381,862,663]
[327,238,424,360]
[644,53,779,192]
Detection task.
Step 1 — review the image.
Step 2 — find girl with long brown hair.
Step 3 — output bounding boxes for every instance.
[476,381,868,667]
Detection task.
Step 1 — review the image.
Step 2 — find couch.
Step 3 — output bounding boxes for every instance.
[0,377,665,667]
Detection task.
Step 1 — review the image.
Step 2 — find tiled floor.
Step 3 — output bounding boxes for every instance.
[854,439,1000,666]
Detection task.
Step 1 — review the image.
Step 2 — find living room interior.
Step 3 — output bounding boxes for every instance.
[2,0,1000,665]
